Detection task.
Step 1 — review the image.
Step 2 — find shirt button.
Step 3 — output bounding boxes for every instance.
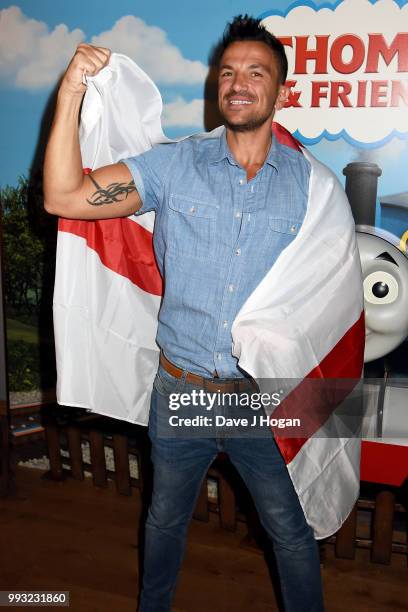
[235,248,241,256]
[223,320,228,328]
[228,284,234,292]
[290,225,296,233]
[189,206,196,213]
[217,353,222,360]
[235,211,241,219]
[239,179,244,185]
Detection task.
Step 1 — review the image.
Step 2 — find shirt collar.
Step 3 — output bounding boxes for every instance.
[209,126,280,172]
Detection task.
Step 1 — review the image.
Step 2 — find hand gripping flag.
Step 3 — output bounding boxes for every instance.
[53,54,365,538]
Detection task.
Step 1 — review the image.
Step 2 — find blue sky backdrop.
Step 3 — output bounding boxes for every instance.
[1,0,408,209]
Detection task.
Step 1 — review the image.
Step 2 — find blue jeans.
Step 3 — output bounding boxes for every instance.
[139,365,325,612]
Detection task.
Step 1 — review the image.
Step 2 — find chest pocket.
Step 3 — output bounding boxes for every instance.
[258,216,303,263]
[269,217,302,236]
[167,194,219,260]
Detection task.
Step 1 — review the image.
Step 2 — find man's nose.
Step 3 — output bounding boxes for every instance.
[231,73,248,92]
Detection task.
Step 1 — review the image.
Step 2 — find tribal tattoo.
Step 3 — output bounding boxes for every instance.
[86,175,136,206]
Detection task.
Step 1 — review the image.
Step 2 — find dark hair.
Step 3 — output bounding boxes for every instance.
[216,14,288,84]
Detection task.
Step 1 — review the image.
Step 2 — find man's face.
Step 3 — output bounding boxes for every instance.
[218,40,289,132]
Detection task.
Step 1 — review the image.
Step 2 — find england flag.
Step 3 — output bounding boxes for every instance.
[53,54,365,538]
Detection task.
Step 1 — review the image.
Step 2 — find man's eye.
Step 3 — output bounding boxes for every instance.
[251,72,262,77]
[222,72,232,77]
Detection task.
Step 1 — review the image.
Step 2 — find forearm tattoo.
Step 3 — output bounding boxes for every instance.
[86,175,136,206]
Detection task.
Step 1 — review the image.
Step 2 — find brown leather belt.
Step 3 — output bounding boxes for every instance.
[159,352,257,393]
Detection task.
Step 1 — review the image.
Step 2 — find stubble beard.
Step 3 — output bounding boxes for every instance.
[221,111,271,133]
[219,98,274,133]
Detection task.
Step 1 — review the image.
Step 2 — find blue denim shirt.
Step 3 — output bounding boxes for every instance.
[122,126,311,378]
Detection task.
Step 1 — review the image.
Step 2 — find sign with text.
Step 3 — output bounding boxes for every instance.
[262,0,408,144]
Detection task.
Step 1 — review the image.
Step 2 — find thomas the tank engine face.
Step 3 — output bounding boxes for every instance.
[357,232,408,362]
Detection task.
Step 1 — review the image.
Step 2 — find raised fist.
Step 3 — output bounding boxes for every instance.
[59,43,111,97]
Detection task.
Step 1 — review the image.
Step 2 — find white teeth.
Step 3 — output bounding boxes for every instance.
[229,100,252,105]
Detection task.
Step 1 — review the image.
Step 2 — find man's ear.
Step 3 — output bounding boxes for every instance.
[275,85,290,111]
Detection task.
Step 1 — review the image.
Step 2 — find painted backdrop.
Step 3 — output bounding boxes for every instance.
[1,0,407,238]
[1,0,407,394]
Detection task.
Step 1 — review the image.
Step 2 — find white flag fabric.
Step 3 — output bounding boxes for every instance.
[232,135,365,538]
[53,54,365,538]
[54,54,166,424]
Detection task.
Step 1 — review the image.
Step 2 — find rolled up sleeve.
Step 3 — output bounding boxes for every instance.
[121,142,177,216]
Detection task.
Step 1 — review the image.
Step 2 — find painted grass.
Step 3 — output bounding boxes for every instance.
[6,318,40,344]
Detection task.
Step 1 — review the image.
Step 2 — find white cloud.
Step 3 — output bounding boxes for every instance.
[91,16,207,85]
[0,6,84,89]
[162,97,204,128]
[0,7,207,90]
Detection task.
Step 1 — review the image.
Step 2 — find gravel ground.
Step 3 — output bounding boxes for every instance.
[10,388,56,406]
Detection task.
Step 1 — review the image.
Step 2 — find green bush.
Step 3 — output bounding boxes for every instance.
[2,175,57,392]
[7,339,41,391]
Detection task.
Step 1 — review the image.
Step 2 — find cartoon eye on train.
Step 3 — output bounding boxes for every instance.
[343,161,408,489]
[343,161,408,364]
[357,227,408,363]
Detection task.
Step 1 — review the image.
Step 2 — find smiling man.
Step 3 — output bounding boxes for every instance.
[44,15,326,612]
[218,39,287,131]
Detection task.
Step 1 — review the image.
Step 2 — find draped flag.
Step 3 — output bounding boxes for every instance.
[231,129,365,538]
[53,54,365,538]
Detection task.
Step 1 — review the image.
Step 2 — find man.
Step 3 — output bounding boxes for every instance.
[44,15,326,612]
